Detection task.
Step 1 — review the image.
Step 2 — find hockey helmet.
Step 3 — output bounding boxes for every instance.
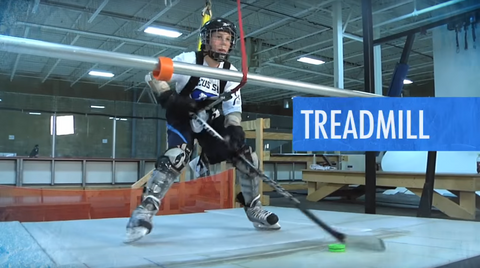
[200,17,237,62]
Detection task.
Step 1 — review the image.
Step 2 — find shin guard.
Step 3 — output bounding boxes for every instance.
[233,146,261,205]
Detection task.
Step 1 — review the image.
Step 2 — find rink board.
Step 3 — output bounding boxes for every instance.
[1,207,480,268]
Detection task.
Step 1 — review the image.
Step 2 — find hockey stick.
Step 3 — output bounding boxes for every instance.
[201,89,237,111]
[190,113,386,252]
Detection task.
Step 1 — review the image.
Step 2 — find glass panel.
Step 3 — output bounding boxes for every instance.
[53,96,116,158]
[114,101,133,159]
[0,92,54,157]
[86,114,114,158]
[0,109,53,157]
[132,103,163,160]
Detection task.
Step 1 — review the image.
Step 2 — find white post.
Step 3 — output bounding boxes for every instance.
[112,117,117,158]
[333,0,344,89]
[51,112,56,157]
[373,28,383,95]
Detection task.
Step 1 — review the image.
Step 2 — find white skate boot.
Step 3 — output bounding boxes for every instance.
[238,193,281,230]
[124,195,159,243]
[124,147,187,243]
[234,147,281,230]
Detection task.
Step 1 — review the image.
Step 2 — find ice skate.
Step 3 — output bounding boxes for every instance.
[124,196,159,243]
[124,148,186,243]
[238,193,281,230]
[232,146,282,231]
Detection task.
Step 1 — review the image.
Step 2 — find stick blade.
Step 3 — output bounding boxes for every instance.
[344,235,386,252]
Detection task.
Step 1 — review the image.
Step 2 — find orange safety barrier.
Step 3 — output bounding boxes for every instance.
[0,169,235,222]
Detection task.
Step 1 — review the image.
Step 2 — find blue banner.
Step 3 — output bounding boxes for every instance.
[292,97,480,151]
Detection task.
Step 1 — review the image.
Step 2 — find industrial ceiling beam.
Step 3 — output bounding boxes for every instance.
[136,0,180,31]
[88,0,110,23]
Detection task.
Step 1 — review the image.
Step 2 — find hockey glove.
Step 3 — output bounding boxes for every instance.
[158,91,198,120]
[224,125,246,152]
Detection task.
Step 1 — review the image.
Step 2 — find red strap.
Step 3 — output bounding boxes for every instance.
[230,0,247,93]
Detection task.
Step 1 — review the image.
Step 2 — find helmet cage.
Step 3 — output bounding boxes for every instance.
[200,18,237,62]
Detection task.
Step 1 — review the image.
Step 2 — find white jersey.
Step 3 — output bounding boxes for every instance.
[169,51,242,116]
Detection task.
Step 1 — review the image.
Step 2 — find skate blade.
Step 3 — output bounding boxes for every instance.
[253,222,282,231]
[343,234,386,252]
[123,227,149,244]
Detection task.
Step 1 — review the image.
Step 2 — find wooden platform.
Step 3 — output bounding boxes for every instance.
[302,170,480,220]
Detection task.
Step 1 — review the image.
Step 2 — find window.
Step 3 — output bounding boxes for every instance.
[50,115,75,136]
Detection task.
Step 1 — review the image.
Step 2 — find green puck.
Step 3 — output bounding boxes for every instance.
[328,243,346,252]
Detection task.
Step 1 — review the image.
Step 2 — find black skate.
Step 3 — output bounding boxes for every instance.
[237,193,281,230]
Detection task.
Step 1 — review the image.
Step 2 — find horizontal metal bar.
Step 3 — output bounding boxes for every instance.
[0,35,158,70]
[0,35,383,98]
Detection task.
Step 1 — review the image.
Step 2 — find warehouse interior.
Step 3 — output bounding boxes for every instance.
[1,0,480,267]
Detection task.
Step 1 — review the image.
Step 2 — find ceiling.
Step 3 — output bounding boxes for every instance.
[0,0,478,106]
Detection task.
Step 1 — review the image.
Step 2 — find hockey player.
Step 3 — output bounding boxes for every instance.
[125,17,281,243]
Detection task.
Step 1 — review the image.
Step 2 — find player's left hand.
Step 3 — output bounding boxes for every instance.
[224,125,245,152]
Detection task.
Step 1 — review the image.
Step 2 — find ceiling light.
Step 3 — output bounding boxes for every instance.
[403,79,413,84]
[89,71,114,78]
[29,112,41,115]
[297,57,325,65]
[91,105,105,109]
[144,26,182,38]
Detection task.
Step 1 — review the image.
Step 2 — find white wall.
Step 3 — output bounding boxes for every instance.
[432,24,480,97]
